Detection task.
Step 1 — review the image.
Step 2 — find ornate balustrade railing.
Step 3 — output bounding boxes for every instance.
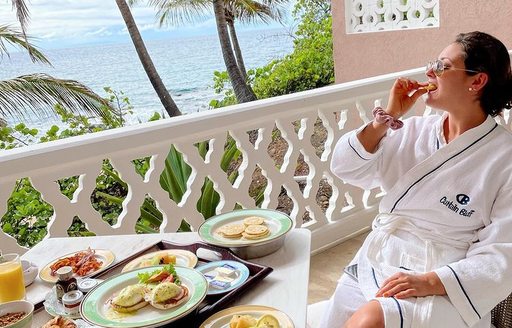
[2,57,511,255]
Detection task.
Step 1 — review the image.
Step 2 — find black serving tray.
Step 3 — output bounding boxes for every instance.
[92,240,274,327]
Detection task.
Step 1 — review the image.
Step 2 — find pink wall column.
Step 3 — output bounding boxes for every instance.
[332,0,512,83]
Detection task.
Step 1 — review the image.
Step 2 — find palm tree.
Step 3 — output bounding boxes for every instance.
[115,0,181,117]
[130,0,287,103]
[212,0,257,102]
[224,0,286,80]
[0,25,111,120]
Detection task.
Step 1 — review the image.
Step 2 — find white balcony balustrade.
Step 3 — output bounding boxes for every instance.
[2,57,512,255]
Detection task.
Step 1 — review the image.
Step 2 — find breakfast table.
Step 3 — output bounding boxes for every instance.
[22,228,311,327]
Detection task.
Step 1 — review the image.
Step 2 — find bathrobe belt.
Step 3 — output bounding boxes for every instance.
[367,213,473,273]
[361,214,476,328]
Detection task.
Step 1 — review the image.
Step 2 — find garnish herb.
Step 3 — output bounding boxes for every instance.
[137,264,181,285]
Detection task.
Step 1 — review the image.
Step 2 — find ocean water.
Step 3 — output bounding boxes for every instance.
[0,28,293,131]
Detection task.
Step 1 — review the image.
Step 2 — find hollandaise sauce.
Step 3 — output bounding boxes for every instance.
[105,307,135,321]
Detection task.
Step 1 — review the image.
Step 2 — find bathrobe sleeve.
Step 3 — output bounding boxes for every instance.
[331,115,441,192]
[434,186,512,327]
[330,124,387,190]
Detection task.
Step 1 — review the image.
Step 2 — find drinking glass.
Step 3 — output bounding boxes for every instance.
[0,253,26,303]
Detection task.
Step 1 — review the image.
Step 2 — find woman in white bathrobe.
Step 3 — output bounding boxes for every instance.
[321,31,512,328]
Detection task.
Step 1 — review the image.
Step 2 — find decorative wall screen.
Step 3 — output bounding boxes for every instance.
[345,0,439,34]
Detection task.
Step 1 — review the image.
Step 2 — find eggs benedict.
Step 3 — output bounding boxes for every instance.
[148,282,189,309]
[110,284,149,313]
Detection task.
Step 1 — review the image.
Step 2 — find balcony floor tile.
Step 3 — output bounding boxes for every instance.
[308,232,368,304]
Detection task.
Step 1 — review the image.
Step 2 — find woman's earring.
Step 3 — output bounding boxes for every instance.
[468,87,474,91]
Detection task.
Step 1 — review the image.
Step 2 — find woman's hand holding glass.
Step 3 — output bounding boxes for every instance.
[386,78,429,119]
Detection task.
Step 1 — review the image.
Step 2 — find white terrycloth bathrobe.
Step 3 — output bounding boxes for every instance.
[325,113,512,327]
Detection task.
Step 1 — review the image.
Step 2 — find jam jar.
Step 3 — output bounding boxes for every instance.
[62,290,83,315]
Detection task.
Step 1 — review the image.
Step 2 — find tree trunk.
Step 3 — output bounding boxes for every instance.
[227,20,248,81]
[213,0,257,103]
[115,0,181,117]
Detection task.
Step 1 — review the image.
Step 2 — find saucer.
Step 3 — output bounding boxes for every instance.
[43,287,81,320]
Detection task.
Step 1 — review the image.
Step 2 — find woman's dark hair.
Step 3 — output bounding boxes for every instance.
[455,31,512,117]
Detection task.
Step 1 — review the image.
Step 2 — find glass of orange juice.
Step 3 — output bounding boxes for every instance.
[0,253,26,304]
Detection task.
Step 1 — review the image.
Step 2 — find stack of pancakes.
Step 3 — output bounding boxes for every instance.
[217,216,270,240]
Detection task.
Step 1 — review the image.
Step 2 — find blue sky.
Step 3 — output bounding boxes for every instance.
[0,1,295,49]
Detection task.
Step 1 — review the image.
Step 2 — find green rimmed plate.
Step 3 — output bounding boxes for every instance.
[198,209,293,247]
[80,266,208,328]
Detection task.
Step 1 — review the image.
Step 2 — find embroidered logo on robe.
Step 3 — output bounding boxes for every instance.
[456,194,471,205]
[440,195,475,218]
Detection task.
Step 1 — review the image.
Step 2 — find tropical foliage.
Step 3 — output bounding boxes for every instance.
[0,3,111,121]
[0,25,49,64]
[254,0,333,97]
[223,0,287,80]
[210,0,333,107]
[0,74,113,120]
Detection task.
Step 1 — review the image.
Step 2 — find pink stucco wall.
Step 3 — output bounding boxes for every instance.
[332,1,512,83]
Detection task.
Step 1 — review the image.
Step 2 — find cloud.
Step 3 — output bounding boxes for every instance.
[0,0,294,48]
[0,0,178,45]
[84,27,113,38]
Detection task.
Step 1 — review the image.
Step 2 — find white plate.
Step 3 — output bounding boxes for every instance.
[199,305,294,328]
[39,249,115,283]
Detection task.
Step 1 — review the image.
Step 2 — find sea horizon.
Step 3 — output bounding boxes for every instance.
[0,27,294,133]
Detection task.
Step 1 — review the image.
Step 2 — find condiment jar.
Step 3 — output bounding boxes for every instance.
[62,290,83,315]
[78,278,99,294]
[55,266,78,303]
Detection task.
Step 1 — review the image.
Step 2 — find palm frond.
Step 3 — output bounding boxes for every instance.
[10,0,30,34]
[226,0,287,25]
[237,1,273,23]
[148,0,211,26]
[9,0,34,60]
[0,25,50,64]
[0,74,111,120]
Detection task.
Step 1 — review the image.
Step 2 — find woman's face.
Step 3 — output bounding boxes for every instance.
[425,43,475,112]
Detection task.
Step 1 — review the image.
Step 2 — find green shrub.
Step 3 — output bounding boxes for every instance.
[211,0,333,106]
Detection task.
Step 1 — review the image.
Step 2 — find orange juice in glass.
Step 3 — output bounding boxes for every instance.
[0,253,25,303]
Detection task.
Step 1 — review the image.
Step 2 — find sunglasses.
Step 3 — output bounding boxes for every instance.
[426,59,480,77]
